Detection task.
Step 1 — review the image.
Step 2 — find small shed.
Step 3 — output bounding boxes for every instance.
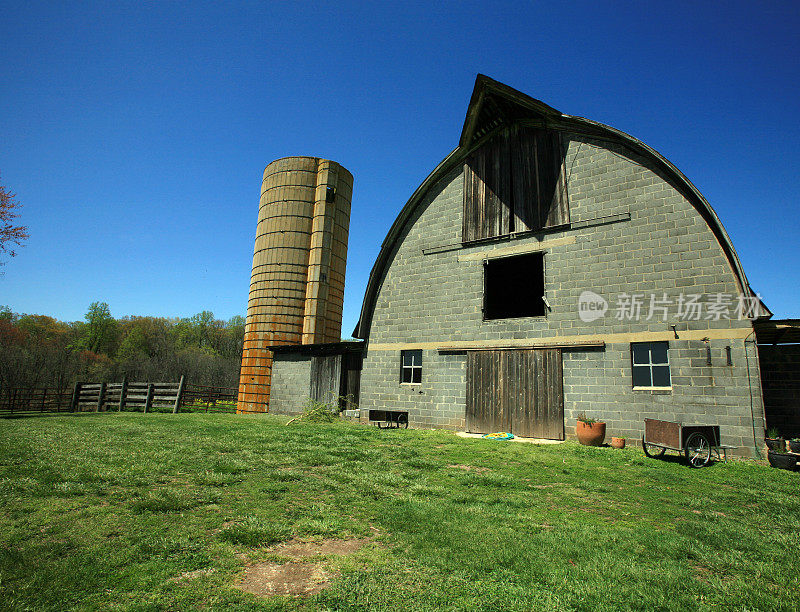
[268,341,363,416]
[755,319,800,438]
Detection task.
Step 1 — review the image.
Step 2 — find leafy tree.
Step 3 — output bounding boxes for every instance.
[118,325,149,360]
[76,302,119,356]
[0,173,29,263]
[16,314,69,345]
[1,305,244,391]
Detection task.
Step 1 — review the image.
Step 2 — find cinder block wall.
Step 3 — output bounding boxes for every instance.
[268,354,311,416]
[758,345,800,438]
[359,134,764,455]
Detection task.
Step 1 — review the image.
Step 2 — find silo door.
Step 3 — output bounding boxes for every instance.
[465,349,564,440]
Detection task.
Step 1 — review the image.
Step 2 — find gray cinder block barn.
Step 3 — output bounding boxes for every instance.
[271,75,778,456]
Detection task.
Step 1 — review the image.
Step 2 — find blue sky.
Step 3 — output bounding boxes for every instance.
[1,0,798,333]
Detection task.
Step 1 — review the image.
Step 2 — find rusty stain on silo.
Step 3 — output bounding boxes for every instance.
[237,156,353,414]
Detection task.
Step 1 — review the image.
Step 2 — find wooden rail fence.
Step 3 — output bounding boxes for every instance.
[0,380,268,416]
[0,387,73,416]
[71,376,186,413]
[0,377,186,416]
[180,384,238,412]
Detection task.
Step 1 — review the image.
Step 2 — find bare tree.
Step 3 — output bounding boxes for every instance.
[0,173,29,263]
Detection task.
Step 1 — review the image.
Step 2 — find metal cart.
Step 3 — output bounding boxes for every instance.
[642,418,729,468]
[368,410,409,429]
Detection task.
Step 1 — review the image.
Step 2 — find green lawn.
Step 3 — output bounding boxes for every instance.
[0,413,797,611]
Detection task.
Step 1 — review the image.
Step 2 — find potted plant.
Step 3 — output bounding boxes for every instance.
[611,437,626,449]
[789,438,800,453]
[764,427,785,452]
[576,412,606,446]
[767,449,797,471]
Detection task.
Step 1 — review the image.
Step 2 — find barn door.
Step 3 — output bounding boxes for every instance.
[466,349,563,439]
[466,351,512,433]
[310,355,342,405]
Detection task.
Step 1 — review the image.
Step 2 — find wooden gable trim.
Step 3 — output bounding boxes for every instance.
[463,125,569,243]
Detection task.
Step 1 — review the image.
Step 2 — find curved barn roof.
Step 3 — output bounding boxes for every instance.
[353,75,769,339]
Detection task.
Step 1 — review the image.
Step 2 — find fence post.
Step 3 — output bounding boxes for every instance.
[41,388,47,412]
[144,384,154,413]
[96,382,106,412]
[10,388,16,415]
[71,382,81,412]
[172,375,185,414]
[119,378,127,412]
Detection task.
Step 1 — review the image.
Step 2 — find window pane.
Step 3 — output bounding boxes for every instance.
[632,365,652,387]
[411,351,421,367]
[652,366,671,387]
[402,353,412,367]
[631,344,650,365]
[401,368,412,384]
[650,342,669,365]
[412,368,422,384]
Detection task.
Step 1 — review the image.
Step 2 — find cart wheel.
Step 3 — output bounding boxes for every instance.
[641,436,666,458]
[398,413,408,429]
[685,432,712,468]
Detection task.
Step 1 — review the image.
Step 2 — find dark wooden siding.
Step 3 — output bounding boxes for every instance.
[340,352,362,409]
[310,355,342,404]
[466,348,564,439]
[463,125,569,242]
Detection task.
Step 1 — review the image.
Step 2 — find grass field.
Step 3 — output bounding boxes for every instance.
[0,413,798,611]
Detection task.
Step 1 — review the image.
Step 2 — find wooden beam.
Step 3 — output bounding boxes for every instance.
[172,375,185,414]
[70,382,81,412]
[118,378,127,411]
[438,341,605,353]
[96,382,106,412]
[144,384,154,414]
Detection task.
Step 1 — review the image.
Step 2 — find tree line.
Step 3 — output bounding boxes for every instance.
[0,302,245,391]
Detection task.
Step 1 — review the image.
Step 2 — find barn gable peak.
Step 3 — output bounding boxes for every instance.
[460,75,563,149]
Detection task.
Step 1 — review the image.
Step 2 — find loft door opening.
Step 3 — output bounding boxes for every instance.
[483,253,545,320]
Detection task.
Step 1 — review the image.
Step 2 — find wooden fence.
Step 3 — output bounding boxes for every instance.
[180,384,239,412]
[71,376,186,413]
[0,387,74,416]
[0,380,266,416]
[0,377,186,416]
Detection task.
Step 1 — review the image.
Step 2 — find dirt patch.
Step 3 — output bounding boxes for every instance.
[274,537,370,560]
[235,535,375,598]
[238,560,332,597]
[447,464,491,473]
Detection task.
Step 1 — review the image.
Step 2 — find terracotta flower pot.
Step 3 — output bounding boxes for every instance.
[576,420,606,446]
[611,437,626,449]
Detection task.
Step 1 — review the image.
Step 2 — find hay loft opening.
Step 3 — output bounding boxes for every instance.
[483,252,545,320]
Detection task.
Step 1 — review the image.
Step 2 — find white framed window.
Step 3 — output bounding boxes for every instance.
[631,342,671,389]
[400,350,422,384]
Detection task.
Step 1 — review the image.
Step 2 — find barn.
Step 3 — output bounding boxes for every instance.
[271,75,772,456]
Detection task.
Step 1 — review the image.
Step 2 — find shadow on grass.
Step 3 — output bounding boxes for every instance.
[0,412,108,420]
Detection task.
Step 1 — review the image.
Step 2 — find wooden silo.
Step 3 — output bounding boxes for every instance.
[237,156,352,413]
